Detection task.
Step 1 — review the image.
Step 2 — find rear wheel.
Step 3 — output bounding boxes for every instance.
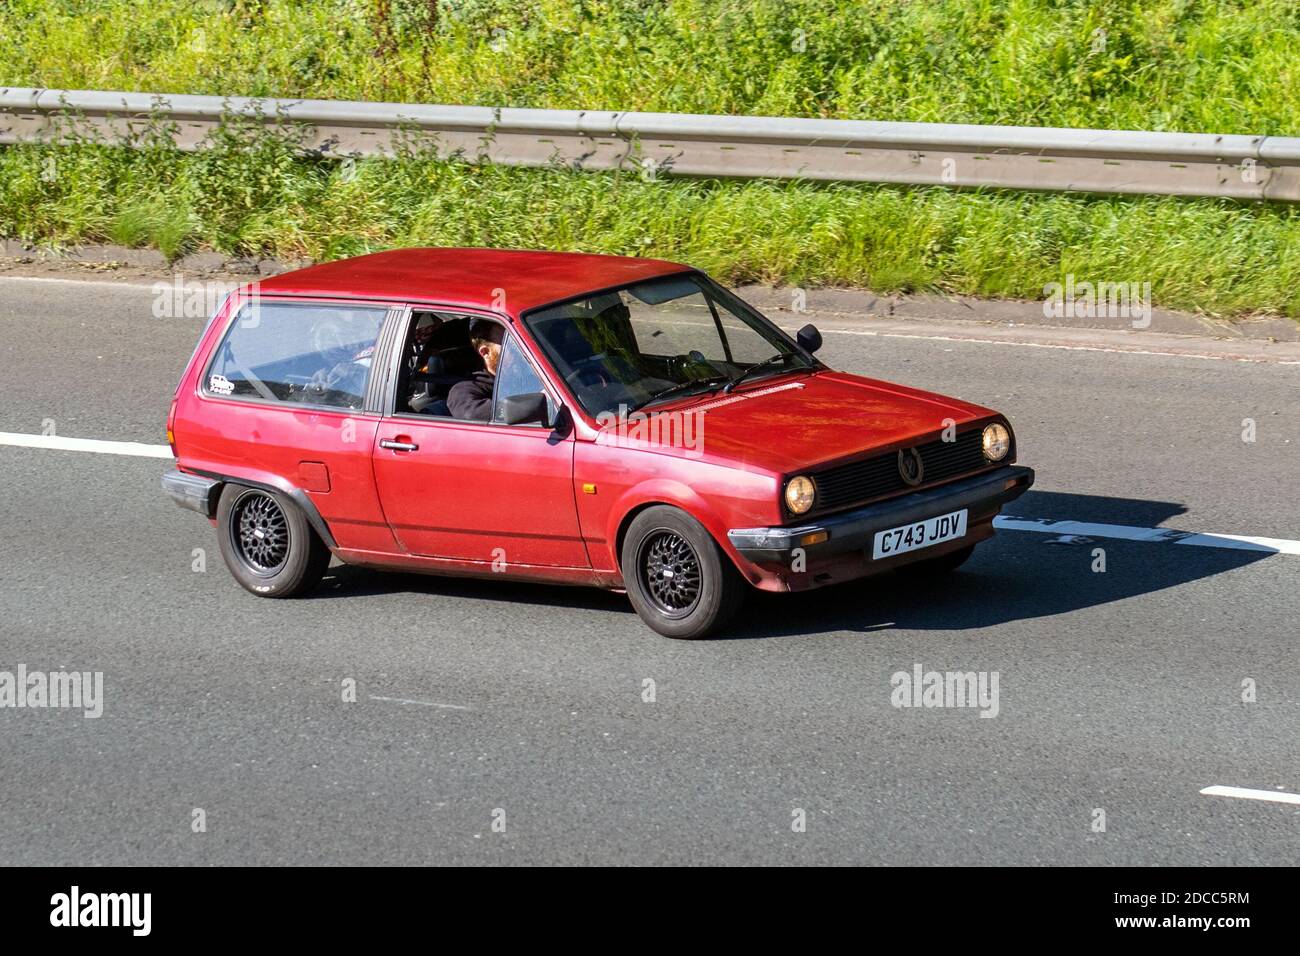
[216,484,330,598]
[621,506,745,639]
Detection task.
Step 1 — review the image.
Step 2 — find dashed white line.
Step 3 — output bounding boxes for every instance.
[994,516,1300,556]
[369,695,473,711]
[0,431,172,458]
[0,275,164,290]
[1200,785,1300,806]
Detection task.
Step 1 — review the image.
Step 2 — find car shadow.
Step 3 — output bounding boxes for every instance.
[310,490,1273,638]
[727,490,1272,639]
[315,563,635,615]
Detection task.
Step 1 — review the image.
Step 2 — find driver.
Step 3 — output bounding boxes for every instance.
[447,319,503,421]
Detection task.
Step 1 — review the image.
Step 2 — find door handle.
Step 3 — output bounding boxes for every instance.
[380,438,419,452]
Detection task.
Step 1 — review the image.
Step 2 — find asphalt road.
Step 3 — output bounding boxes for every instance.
[0,276,1297,866]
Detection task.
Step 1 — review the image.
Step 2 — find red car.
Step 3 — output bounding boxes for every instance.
[163,248,1032,638]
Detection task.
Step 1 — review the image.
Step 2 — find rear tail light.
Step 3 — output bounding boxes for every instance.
[166,398,178,457]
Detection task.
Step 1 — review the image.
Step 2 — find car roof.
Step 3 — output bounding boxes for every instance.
[251,247,693,316]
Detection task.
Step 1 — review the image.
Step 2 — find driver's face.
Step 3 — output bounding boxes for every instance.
[414,322,437,347]
[480,340,503,376]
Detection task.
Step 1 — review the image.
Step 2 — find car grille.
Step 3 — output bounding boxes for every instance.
[810,429,991,514]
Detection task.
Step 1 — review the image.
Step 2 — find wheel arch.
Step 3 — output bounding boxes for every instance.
[608,485,754,583]
[196,469,338,551]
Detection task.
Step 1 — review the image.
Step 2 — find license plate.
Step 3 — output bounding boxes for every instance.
[872,509,968,559]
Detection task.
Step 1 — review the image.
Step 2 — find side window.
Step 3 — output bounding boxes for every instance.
[396,310,471,417]
[205,302,386,410]
[491,335,555,426]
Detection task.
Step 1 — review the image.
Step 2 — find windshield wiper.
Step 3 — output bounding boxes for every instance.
[630,375,731,412]
[723,352,800,393]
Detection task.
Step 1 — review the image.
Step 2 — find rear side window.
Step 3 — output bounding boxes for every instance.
[204,301,387,410]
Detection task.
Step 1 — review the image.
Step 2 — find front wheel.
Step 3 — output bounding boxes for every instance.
[621,506,745,639]
[216,484,331,598]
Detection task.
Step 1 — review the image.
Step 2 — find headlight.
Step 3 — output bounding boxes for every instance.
[982,422,1011,461]
[784,475,816,514]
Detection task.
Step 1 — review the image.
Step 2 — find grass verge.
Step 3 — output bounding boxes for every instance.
[2,130,1297,318]
[2,1,1298,318]
[2,0,1298,134]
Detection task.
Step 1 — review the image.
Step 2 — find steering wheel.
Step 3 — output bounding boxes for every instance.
[666,352,712,379]
[564,355,613,388]
[307,358,365,402]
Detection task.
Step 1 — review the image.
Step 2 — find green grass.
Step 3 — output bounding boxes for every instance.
[1,1,1298,318]
[3,131,1297,317]
[3,0,1299,133]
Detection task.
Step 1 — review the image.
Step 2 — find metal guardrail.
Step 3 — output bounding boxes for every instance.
[3,87,1298,201]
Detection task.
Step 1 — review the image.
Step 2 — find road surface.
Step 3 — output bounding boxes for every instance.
[0,275,1296,865]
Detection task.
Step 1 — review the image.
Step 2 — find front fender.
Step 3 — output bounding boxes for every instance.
[602,477,764,584]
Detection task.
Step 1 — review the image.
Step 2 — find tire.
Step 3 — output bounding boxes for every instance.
[216,484,331,598]
[894,543,976,579]
[621,505,745,639]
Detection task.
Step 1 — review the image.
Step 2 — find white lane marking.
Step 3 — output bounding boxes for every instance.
[823,326,1300,365]
[0,431,172,458]
[994,516,1300,556]
[369,695,473,711]
[3,430,1297,558]
[0,275,163,290]
[1200,785,1300,806]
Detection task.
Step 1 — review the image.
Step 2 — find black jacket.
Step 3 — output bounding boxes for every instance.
[447,371,495,421]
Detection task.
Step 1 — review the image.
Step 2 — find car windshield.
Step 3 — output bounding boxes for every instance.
[524,273,815,418]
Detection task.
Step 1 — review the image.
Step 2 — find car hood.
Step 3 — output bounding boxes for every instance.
[597,370,999,475]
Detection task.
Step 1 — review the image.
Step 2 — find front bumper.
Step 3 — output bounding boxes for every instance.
[727,465,1034,565]
[161,469,220,516]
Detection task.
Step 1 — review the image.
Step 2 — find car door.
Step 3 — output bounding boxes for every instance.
[370,319,588,569]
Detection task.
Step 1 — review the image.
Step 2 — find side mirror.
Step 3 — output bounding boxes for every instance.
[796,323,823,354]
[500,391,550,426]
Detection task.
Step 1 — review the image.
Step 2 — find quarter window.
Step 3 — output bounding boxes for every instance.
[205,302,387,410]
